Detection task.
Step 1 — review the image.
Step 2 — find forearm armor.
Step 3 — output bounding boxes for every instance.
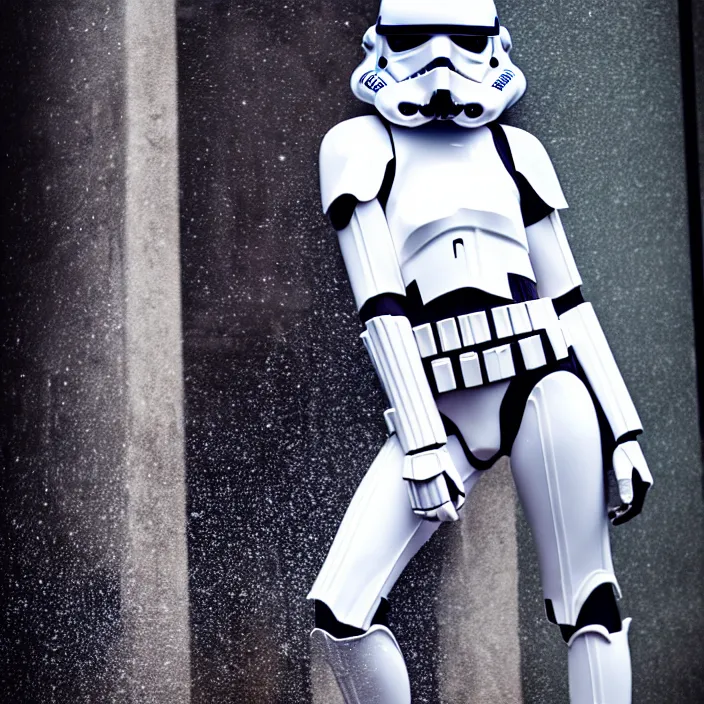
[524,204,643,444]
[560,303,642,443]
[362,315,447,454]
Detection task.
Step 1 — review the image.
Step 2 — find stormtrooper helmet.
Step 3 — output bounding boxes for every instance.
[351,0,526,128]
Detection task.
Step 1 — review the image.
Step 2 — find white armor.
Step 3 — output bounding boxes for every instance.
[310,1,652,702]
[311,626,411,704]
[389,123,536,301]
[351,0,525,128]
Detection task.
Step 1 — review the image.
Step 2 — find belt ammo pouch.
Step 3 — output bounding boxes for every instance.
[412,298,570,395]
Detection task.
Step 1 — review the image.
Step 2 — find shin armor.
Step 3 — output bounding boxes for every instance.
[568,619,633,704]
[312,626,411,704]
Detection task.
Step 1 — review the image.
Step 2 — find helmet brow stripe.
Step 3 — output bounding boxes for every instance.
[377,18,499,37]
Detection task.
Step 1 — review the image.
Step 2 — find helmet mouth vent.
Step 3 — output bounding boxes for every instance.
[398,91,479,120]
[430,90,460,119]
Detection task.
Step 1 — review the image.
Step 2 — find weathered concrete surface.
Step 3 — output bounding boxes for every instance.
[438,460,522,704]
[0,2,190,701]
[123,1,191,701]
[178,4,391,702]
[694,0,704,240]
[691,0,704,395]
[502,1,704,702]
[0,4,129,700]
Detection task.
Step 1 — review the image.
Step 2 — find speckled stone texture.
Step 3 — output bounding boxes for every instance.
[176,1,704,703]
[437,460,522,704]
[122,1,191,700]
[695,0,704,233]
[0,4,129,700]
[0,2,190,702]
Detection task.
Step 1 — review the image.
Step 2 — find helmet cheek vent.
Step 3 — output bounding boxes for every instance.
[464,103,484,118]
[399,102,419,116]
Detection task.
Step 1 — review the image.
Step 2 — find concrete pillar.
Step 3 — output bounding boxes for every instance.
[437,460,522,703]
[0,2,190,701]
[122,2,191,701]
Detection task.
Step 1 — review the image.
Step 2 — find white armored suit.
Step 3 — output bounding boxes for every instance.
[308,2,653,702]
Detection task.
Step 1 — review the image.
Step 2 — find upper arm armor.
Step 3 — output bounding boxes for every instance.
[503,126,568,212]
[320,116,394,217]
[338,199,406,311]
[526,210,582,299]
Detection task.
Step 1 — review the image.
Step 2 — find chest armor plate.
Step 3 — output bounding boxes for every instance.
[386,124,536,303]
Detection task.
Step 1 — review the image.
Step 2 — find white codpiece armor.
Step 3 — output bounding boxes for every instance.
[309,2,652,702]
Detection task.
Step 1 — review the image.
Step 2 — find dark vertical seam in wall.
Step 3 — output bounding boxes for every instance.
[678,0,704,452]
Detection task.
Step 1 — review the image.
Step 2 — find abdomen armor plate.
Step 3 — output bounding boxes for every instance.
[387,124,535,303]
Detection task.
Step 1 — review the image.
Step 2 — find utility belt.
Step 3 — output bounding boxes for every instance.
[412,298,571,395]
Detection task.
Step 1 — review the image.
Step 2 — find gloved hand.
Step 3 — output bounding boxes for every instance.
[609,440,653,526]
[403,446,466,522]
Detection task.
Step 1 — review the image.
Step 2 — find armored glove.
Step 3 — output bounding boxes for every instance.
[403,446,465,522]
[609,441,653,526]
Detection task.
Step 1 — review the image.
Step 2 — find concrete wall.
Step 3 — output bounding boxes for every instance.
[694,0,704,244]
[0,0,700,702]
[178,0,704,703]
[0,2,190,701]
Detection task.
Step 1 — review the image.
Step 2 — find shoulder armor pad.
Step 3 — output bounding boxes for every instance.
[320,116,394,214]
[503,126,568,210]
